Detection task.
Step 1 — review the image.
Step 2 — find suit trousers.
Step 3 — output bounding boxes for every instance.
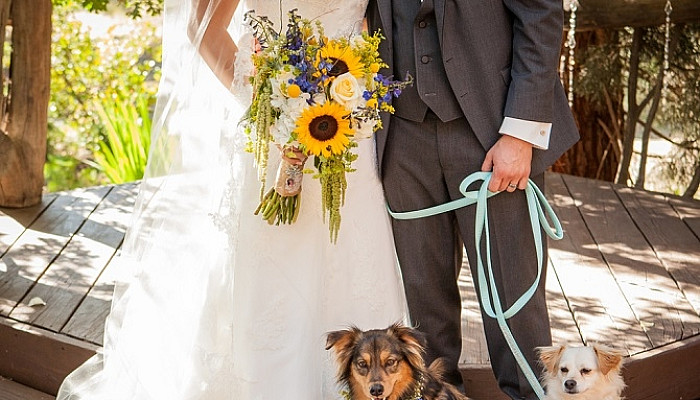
[382,112,553,400]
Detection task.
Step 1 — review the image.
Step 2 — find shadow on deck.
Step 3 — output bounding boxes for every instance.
[0,173,698,399]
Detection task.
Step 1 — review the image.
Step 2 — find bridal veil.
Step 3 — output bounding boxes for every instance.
[57,0,253,397]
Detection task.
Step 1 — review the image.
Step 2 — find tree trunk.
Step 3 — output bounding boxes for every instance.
[553,30,624,182]
[635,68,664,189]
[684,159,700,199]
[617,27,645,185]
[634,24,681,189]
[0,0,10,130]
[0,0,50,207]
[573,0,700,30]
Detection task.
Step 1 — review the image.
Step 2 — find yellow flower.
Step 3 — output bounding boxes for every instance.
[365,98,378,109]
[295,102,354,158]
[287,84,302,98]
[317,40,364,79]
[370,63,381,73]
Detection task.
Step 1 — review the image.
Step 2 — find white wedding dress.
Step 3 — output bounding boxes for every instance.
[57,1,408,399]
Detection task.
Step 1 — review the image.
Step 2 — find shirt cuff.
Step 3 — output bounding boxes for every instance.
[499,117,551,150]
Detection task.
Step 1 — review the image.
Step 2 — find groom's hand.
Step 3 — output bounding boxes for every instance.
[481,134,533,193]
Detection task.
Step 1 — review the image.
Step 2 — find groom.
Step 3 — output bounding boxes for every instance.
[367,0,579,399]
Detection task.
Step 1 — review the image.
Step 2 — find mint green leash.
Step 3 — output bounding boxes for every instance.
[388,171,563,400]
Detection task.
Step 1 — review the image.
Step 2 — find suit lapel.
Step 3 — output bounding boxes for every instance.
[376,0,393,45]
[434,0,445,44]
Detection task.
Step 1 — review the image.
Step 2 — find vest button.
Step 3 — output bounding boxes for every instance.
[421,55,430,64]
[418,20,427,28]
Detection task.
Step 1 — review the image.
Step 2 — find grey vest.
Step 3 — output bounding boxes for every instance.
[391,0,462,122]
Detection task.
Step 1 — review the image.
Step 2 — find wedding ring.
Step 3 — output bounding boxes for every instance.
[507,183,517,189]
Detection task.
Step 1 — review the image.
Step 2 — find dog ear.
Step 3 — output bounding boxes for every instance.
[536,345,565,374]
[326,327,363,381]
[593,344,624,376]
[388,323,426,369]
[325,327,361,352]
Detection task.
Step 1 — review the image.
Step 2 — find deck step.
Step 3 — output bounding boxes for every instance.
[0,317,96,396]
[0,376,54,400]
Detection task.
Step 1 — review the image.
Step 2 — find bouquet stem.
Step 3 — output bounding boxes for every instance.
[255,188,301,225]
[254,155,305,225]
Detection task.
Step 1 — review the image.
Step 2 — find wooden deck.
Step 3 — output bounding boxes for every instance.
[0,173,698,399]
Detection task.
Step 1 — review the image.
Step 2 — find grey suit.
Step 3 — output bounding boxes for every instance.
[367,0,579,398]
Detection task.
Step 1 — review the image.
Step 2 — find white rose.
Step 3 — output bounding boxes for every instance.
[330,72,362,109]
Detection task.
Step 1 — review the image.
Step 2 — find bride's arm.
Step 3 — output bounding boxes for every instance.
[188,0,240,89]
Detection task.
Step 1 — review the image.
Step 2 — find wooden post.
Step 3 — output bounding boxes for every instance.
[573,0,700,30]
[0,0,51,207]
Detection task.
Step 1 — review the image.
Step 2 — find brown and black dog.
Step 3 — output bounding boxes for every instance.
[326,323,468,400]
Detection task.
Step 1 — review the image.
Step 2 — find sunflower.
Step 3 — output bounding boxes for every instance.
[295,102,354,158]
[317,40,365,78]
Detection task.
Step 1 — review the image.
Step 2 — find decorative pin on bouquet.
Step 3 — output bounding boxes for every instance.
[243,9,412,242]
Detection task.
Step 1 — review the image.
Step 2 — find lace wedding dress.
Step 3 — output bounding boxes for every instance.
[57,0,407,399]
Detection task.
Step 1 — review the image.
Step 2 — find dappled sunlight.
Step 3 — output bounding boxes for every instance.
[1,175,698,372]
[0,184,136,343]
[1,236,68,288]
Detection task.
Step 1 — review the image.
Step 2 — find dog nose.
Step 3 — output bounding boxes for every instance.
[565,379,577,390]
[369,383,384,397]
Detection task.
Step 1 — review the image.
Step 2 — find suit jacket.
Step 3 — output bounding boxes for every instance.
[367,0,580,176]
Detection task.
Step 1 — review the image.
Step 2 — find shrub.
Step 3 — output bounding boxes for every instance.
[46,4,161,191]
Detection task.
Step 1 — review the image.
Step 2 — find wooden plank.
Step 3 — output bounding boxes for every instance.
[667,196,700,244]
[0,195,56,257]
[622,334,700,400]
[546,174,648,355]
[0,316,96,396]
[545,260,582,345]
[61,184,139,344]
[561,174,700,351]
[0,376,54,400]
[0,187,110,316]
[11,184,136,332]
[616,187,700,319]
[459,253,490,365]
[60,273,114,345]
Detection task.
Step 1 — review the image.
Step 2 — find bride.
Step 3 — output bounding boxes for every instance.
[57,0,407,399]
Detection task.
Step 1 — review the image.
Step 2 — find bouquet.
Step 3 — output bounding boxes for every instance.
[243,9,411,242]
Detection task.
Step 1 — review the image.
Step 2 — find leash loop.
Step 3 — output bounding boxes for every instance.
[387,171,563,400]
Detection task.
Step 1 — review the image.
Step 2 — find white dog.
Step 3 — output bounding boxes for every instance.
[537,344,626,400]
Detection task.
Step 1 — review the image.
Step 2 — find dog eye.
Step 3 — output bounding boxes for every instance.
[560,367,569,373]
[356,360,368,369]
[581,368,591,375]
[385,359,397,367]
